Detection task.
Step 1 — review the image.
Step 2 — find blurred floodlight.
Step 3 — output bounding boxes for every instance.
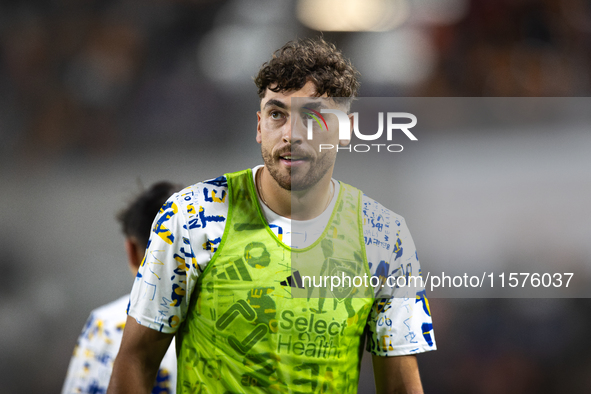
[297,0,410,32]
[198,25,288,87]
[348,28,436,85]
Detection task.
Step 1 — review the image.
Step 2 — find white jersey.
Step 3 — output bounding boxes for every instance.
[129,166,436,356]
[61,295,177,394]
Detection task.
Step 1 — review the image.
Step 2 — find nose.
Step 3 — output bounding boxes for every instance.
[285,113,306,144]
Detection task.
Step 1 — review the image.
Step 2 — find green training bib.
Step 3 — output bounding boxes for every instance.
[177,169,374,393]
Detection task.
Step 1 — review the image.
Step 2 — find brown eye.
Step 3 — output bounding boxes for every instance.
[270,111,283,120]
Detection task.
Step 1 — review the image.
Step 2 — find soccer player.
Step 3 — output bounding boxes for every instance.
[108,38,436,394]
[62,181,183,394]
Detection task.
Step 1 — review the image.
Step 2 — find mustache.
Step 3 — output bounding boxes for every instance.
[275,145,311,158]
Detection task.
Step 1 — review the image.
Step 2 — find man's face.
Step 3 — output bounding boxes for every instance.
[256,81,350,191]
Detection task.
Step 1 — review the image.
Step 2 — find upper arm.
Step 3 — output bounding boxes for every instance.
[107,316,175,394]
[372,354,423,394]
[364,206,432,393]
[118,315,174,368]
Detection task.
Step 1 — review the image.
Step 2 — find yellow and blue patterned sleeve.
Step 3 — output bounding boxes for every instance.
[363,197,436,356]
[128,179,229,334]
[128,190,198,333]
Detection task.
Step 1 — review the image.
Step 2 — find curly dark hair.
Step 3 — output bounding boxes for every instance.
[254,37,360,102]
[117,181,183,249]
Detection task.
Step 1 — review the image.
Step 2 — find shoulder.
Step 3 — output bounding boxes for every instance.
[361,193,407,233]
[156,175,230,232]
[173,175,228,212]
[151,175,230,264]
[358,193,415,280]
[337,182,404,224]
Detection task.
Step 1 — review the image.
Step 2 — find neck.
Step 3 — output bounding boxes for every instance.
[258,167,334,220]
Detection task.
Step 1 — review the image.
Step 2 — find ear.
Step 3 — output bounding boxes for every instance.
[256,111,262,144]
[125,238,143,275]
[339,112,355,147]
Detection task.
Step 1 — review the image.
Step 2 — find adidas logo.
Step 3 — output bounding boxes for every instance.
[216,258,252,281]
[280,271,305,289]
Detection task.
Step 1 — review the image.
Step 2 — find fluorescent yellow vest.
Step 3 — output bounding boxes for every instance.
[177,169,373,393]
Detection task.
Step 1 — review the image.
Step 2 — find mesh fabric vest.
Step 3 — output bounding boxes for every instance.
[177,169,374,393]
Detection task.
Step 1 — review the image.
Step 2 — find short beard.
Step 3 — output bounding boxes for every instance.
[262,145,292,190]
[261,145,335,192]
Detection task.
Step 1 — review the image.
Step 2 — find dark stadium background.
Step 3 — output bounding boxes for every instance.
[1,0,591,392]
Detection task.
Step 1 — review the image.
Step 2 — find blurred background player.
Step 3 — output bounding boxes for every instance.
[61,181,183,394]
